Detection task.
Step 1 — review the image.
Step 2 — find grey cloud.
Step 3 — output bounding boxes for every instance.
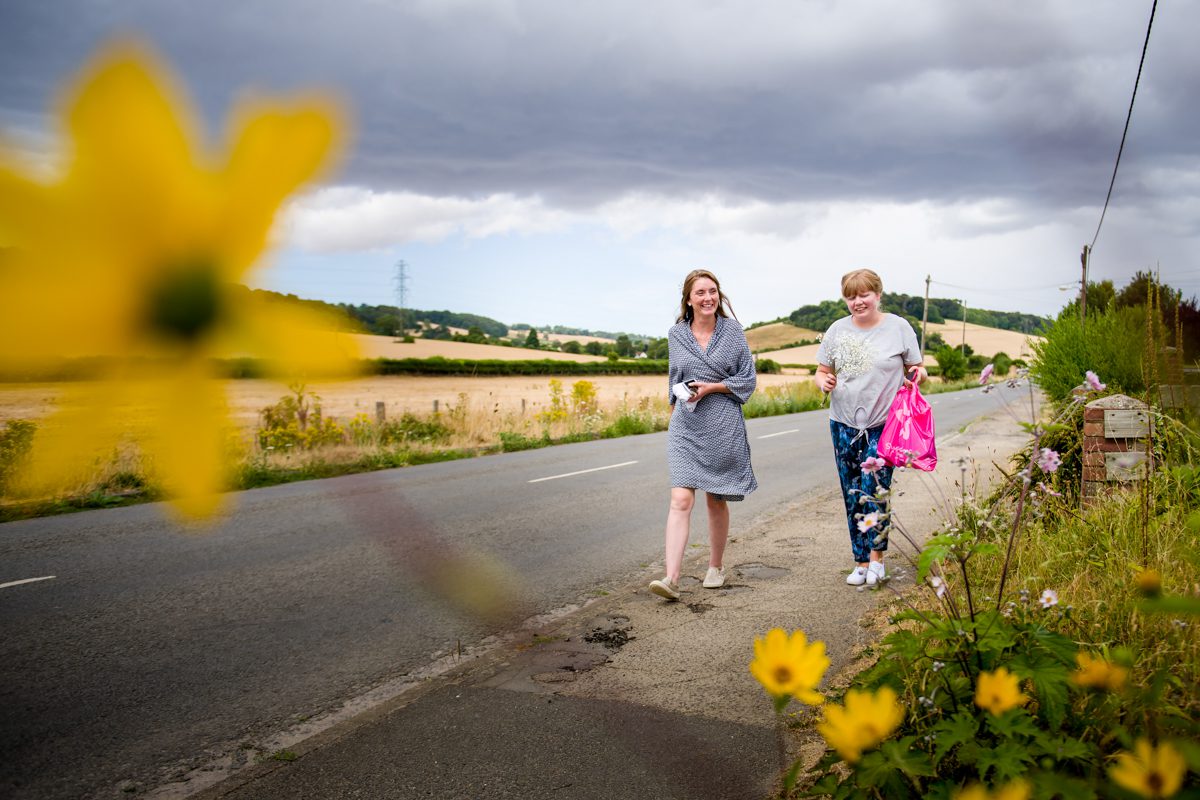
[2,0,1197,214]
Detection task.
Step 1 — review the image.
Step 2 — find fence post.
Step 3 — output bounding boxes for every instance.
[1081,394,1152,507]
[433,399,439,414]
[375,401,386,424]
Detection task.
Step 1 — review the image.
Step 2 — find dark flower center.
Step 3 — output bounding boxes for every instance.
[146,262,221,343]
[773,665,793,685]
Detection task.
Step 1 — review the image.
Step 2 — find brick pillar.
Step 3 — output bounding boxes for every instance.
[1081,394,1152,506]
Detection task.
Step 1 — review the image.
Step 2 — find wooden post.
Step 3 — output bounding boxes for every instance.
[1080,245,1089,324]
[521,398,526,415]
[960,299,967,355]
[920,274,930,353]
[375,401,386,424]
[433,399,439,414]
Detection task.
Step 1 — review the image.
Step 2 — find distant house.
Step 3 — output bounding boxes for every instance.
[635,352,648,359]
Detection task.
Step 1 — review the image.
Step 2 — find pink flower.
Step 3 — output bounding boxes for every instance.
[1040,589,1059,609]
[930,576,947,598]
[1085,370,1107,392]
[1036,481,1062,498]
[978,363,994,384]
[860,456,887,474]
[1037,448,1061,473]
[857,512,880,533]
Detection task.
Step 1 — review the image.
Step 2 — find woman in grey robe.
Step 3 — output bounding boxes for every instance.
[649,270,757,602]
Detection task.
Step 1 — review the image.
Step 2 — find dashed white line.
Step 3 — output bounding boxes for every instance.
[1,575,56,590]
[529,460,639,483]
[757,429,800,439]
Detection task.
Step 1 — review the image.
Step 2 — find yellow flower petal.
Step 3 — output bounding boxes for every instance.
[975,667,1028,716]
[817,686,904,763]
[1109,739,1186,799]
[221,103,341,276]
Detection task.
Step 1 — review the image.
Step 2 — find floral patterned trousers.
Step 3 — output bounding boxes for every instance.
[830,419,893,562]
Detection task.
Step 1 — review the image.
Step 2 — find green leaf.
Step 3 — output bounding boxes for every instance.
[1008,648,1072,730]
[1030,770,1099,800]
[798,773,841,798]
[931,712,979,764]
[1031,735,1096,765]
[977,741,1036,783]
[881,738,936,778]
[1140,596,1200,615]
[918,544,952,583]
[985,708,1040,739]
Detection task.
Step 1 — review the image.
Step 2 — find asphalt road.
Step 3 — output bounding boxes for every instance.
[0,384,1021,798]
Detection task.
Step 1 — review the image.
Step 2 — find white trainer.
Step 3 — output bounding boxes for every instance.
[702,566,726,589]
[866,561,886,586]
[649,578,681,601]
[846,566,868,586]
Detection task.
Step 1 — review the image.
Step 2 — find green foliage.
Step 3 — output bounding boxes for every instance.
[934,346,967,381]
[524,328,540,348]
[755,358,782,374]
[992,352,1012,377]
[615,334,633,357]
[742,383,824,418]
[0,419,36,495]
[372,356,669,376]
[798,379,1200,799]
[1029,305,1145,404]
[256,385,347,450]
[560,340,582,354]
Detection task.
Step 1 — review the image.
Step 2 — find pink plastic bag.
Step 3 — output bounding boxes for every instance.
[878,382,937,471]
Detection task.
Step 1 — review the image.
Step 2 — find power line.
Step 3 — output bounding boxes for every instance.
[1090,0,1158,251]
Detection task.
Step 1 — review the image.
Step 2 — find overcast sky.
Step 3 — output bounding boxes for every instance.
[2,1,1198,335]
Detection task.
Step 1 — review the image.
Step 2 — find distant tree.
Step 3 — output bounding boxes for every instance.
[924,331,946,353]
[561,340,583,354]
[524,328,540,349]
[645,338,669,359]
[615,334,633,357]
[583,341,605,356]
[935,345,967,381]
[992,351,1012,377]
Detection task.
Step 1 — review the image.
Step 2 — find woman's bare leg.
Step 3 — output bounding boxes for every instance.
[705,493,729,568]
[664,487,695,582]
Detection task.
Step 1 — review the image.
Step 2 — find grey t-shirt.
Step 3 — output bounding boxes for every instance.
[817,313,921,429]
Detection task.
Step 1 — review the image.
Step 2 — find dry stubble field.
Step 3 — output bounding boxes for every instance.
[0,373,812,437]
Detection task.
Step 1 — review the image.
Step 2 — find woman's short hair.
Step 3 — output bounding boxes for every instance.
[840,269,884,298]
[677,269,737,324]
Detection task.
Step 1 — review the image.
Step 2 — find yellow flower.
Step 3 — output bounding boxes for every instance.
[1135,568,1163,597]
[817,686,904,763]
[1109,739,1186,799]
[974,667,1028,716]
[749,628,829,705]
[1071,651,1129,691]
[953,780,1031,800]
[0,42,357,517]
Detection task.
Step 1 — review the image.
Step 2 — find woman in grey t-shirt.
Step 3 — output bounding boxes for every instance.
[815,269,927,587]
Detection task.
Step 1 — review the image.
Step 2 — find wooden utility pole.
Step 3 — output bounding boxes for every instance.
[1080,245,1089,324]
[920,274,930,353]
[960,299,967,356]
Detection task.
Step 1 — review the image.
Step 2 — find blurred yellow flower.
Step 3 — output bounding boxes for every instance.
[0,42,357,517]
[1109,739,1185,799]
[1071,651,1129,692]
[1135,567,1162,597]
[974,667,1028,716]
[749,628,829,705]
[816,686,904,763]
[953,780,1031,800]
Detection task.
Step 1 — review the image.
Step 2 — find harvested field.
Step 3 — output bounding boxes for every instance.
[0,373,812,434]
[745,322,821,352]
[350,333,606,361]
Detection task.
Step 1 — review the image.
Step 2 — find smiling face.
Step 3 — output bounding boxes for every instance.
[843,289,882,322]
[689,277,720,320]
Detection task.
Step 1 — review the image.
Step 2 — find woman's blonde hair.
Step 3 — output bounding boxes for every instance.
[677,269,737,324]
[841,269,883,298]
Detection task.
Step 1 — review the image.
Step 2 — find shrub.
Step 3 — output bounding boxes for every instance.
[756,358,782,374]
[935,346,968,381]
[0,419,36,494]
[1030,306,1145,404]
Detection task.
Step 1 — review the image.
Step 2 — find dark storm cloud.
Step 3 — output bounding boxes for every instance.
[2,0,1197,213]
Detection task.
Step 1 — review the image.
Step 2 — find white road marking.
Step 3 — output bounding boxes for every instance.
[529,460,639,483]
[757,429,800,439]
[0,575,56,590]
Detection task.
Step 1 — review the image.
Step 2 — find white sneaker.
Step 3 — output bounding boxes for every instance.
[702,566,726,589]
[846,566,868,586]
[866,561,886,586]
[649,578,681,601]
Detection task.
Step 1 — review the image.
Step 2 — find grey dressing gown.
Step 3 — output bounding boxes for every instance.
[666,316,758,500]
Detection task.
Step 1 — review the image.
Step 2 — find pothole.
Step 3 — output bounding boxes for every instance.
[736,562,791,579]
[582,616,633,651]
[686,602,715,614]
